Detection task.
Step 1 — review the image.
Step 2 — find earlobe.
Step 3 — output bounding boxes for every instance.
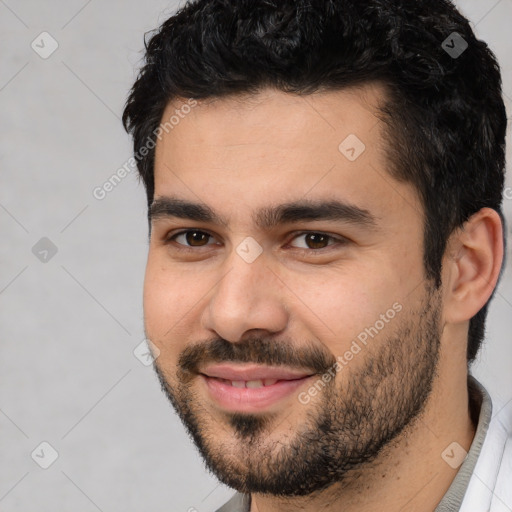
[443,208,504,324]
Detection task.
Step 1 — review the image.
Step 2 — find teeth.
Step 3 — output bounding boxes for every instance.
[246,379,264,388]
[224,378,279,388]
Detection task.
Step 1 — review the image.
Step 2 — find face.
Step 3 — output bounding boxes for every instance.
[144,84,443,495]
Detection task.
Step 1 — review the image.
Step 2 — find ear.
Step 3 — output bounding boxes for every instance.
[442,208,504,324]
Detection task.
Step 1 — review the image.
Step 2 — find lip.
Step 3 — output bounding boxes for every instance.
[199,365,317,413]
[200,363,314,382]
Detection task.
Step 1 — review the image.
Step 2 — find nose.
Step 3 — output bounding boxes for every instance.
[201,244,289,343]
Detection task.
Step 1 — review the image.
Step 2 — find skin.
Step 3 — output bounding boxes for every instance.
[144,84,503,512]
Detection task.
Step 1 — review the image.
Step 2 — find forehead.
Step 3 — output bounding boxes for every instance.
[157,83,386,153]
[152,84,422,227]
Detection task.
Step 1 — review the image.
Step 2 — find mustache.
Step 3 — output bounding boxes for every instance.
[178,336,337,377]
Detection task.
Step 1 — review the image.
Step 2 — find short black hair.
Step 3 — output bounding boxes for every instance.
[122,0,508,365]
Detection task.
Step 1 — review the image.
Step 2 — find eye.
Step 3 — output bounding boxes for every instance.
[166,229,216,249]
[164,229,348,254]
[288,231,347,251]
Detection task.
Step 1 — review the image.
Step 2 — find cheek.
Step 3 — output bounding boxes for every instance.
[288,264,403,354]
[142,256,202,353]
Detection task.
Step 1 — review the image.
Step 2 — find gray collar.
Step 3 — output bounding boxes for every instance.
[216,375,492,512]
[434,375,492,511]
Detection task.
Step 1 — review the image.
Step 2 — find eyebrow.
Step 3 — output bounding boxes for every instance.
[149,196,379,231]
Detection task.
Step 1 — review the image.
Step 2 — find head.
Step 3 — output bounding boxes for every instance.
[123,0,507,497]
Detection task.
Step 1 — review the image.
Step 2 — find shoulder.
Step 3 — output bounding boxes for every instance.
[461,377,512,511]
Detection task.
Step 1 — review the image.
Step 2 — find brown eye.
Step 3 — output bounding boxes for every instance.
[289,232,343,251]
[168,230,214,247]
[185,231,210,246]
[303,233,330,249]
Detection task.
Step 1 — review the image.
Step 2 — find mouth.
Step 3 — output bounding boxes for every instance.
[198,363,317,412]
[205,376,293,388]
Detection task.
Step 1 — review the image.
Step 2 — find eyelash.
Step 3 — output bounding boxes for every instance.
[164,229,348,255]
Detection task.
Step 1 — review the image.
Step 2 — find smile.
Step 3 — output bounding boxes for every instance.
[199,365,316,413]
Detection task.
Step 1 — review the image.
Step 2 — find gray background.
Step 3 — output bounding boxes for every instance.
[1,1,511,511]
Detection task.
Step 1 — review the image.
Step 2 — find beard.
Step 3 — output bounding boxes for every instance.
[150,280,442,497]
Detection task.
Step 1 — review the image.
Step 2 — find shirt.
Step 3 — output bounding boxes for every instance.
[215,375,512,512]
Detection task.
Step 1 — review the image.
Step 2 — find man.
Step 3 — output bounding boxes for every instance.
[122,0,511,510]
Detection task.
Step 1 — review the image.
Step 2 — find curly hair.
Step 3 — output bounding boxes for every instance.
[122,0,508,364]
